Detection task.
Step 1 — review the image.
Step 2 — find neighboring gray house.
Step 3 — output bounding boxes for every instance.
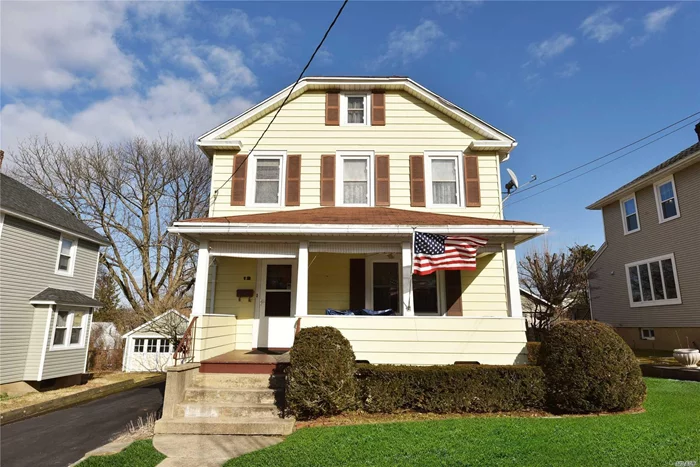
[0,173,108,394]
[585,125,700,351]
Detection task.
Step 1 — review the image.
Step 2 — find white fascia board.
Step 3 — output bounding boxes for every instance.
[0,208,109,246]
[121,309,189,338]
[30,300,102,308]
[196,140,243,157]
[582,242,607,273]
[169,222,548,236]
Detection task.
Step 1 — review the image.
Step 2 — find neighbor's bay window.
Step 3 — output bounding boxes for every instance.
[51,309,88,348]
[626,254,681,307]
[247,152,285,206]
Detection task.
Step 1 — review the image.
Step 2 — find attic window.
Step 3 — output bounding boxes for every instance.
[341,94,369,126]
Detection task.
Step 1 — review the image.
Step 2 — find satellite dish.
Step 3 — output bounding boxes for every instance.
[505,168,519,193]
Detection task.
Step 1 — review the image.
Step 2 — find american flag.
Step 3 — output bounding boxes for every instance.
[412,232,487,275]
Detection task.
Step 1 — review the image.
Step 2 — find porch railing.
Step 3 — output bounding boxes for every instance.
[174,316,197,366]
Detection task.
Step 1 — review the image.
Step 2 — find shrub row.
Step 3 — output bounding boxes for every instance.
[356,364,545,414]
[526,342,541,365]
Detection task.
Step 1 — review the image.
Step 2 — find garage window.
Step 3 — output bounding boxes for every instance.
[133,338,145,352]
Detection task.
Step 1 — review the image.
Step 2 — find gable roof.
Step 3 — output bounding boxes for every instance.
[122,309,189,338]
[0,174,108,244]
[587,141,700,210]
[30,288,103,307]
[519,287,552,307]
[197,76,517,159]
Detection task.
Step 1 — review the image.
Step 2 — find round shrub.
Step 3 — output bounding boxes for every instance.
[286,326,357,419]
[539,321,646,414]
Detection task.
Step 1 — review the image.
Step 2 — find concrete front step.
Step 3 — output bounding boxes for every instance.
[176,402,282,419]
[194,373,285,390]
[155,417,295,436]
[184,387,279,404]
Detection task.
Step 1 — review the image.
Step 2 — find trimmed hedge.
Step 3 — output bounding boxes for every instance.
[356,364,545,414]
[539,321,646,414]
[526,342,541,365]
[286,327,357,419]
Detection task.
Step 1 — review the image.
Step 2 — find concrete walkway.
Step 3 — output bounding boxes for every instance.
[153,434,283,466]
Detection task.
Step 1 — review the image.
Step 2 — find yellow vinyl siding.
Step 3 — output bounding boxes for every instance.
[209,91,502,219]
[461,252,509,317]
[194,315,237,361]
[211,257,256,350]
[307,253,364,315]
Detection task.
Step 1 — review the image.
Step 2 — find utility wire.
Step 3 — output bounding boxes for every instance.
[504,118,700,207]
[508,110,700,197]
[211,0,350,206]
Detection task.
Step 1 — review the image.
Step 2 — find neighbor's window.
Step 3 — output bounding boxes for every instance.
[342,94,369,125]
[56,235,77,274]
[620,196,640,234]
[626,254,681,307]
[640,329,655,340]
[147,339,158,353]
[337,152,372,206]
[134,338,145,353]
[51,309,87,348]
[654,177,680,222]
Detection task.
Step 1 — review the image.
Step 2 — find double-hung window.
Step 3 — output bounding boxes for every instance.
[56,235,77,275]
[626,254,681,307]
[337,151,373,206]
[620,195,640,234]
[340,94,369,126]
[654,176,680,222]
[247,151,285,206]
[51,309,88,348]
[425,152,462,206]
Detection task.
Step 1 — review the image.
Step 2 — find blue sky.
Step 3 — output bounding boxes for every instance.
[2,1,699,253]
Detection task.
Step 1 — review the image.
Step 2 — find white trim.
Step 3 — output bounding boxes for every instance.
[505,243,522,318]
[0,212,5,239]
[37,305,54,380]
[121,310,189,338]
[340,92,371,126]
[640,328,655,341]
[197,77,515,146]
[424,151,464,208]
[82,313,91,373]
[210,241,298,258]
[519,287,552,307]
[192,240,210,316]
[245,150,287,208]
[49,308,89,351]
[209,259,218,314]
[54,234,78,276]
[0,208,108,245]
[295,242,309,317]
[401,242,414,316]
[653,175,681,223]
[30,300,100,307]
[625,253,682,307]
[366,255,402,312]
[336,150,375,206]
[620,194,640,235]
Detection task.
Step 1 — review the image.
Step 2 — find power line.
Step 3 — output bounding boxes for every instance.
[504,118,700,207]
[211,0,350,207]
[508,110,700,197]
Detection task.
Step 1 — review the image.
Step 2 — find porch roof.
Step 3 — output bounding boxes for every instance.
[171,207,547,244]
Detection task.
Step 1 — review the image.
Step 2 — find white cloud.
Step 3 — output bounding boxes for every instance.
[0,1,136,92]
[251,41,289,67]
[580,6,625,43]
[434,0,483,16]
[630,4,681,47]
[644,4,680,32]
[373,20,446,66]
[1,77,255,151]
[528,34,576,62]
[556,62,581,78]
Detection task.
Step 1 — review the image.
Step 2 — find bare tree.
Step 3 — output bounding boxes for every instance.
[12,136,210,319]
[519,243,596,340]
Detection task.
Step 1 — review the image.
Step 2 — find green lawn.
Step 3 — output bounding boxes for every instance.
[77,439,165,467]
[227,378,700,467]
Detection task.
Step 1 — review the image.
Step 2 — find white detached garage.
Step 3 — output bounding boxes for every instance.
[121,310,188,372]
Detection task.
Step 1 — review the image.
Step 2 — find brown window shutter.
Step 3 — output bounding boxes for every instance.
[371,91,385,126]
[409,155,426,207]
[320,154,335,206]
[464,154,481,207]
[230,154,248,206]
[325,91,340,126]
[349,258,366,310]
[285,154,301,206]
[375,155,390,206]
[445,270,463,316]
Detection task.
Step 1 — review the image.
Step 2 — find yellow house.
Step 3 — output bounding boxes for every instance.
[169,76,548,367]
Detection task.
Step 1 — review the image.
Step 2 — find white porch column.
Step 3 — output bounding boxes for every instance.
[191,240,210,317]
[504,242,523,318]
[401,242,414,316]
[295,241,308,316]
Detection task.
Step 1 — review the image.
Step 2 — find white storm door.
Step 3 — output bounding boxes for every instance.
[257,260,297,348]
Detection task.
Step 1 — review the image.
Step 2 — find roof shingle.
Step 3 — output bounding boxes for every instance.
[30,288,103,307]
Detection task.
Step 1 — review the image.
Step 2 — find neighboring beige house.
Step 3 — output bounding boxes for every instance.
[0,174,107,394]
[168,76,548,366]
[586,126,700,351]
[122,310,188,372]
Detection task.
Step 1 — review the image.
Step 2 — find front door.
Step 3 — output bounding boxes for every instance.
[256,260,297,349]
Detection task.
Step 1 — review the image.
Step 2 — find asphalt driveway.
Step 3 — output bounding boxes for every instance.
[1,382,165,467]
